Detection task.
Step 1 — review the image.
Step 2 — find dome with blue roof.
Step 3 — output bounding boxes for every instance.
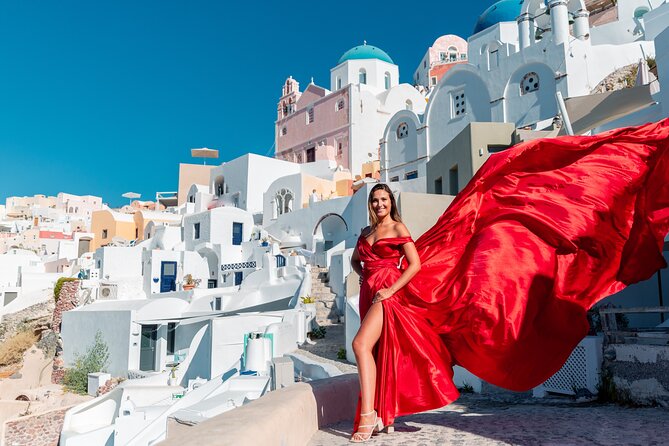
[473,0,523,35]
[338,43,394,65]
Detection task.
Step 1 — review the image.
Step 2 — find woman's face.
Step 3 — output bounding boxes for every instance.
[371,189,392,220]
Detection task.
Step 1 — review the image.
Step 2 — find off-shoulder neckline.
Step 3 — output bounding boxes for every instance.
[362,235,413,247]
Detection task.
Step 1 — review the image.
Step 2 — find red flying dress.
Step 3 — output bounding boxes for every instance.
[355,119,669,428]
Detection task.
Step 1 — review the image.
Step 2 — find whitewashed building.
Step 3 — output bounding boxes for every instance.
[381,0,669,183]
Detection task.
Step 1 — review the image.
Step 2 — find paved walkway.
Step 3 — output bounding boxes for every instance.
[309,393,669,445]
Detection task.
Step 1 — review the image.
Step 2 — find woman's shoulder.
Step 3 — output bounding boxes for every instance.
[360,226,372,237]
[392,222,412,239]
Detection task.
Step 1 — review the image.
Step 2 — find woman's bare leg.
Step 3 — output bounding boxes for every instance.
[352,301,384,436]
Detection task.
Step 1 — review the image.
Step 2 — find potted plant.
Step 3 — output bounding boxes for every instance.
[301,295,316,314]
[182,274,201,291]
[168,364,179,386]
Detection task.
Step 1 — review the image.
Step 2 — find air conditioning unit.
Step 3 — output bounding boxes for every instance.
[98,283,118,300]
[533,336,603,397]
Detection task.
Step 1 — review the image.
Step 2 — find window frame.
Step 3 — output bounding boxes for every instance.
[232,222,243,246]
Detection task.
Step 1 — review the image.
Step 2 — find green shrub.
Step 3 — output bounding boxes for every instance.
[337,347,347,360]
[63,331,109,394]
[54,277,78,302]
[0,330,38,366]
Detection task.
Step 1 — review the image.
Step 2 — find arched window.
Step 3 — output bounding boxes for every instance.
[634,7,649,18]
[359,69,367,85]
[75,207,79,213]
[520,72,540,94]
[281,126,287,136]
[405,100,413,111]
[336,99,345,111]
[68,207,73,213]
[275,188,294,216]
[214,176,225,197]
[397,122,409,139]
[384,72,391,89]
[296,153,303,163]
[448,46,458,62]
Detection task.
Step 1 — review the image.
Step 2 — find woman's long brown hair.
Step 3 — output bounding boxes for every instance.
[367,183,402,229]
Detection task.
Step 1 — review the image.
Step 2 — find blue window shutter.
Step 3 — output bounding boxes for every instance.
[232,222,243,245]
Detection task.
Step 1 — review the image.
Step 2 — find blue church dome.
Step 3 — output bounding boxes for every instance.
[473,0,523,35]
[338,44,394,65]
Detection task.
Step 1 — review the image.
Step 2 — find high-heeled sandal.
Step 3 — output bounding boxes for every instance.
[350,410,383,443]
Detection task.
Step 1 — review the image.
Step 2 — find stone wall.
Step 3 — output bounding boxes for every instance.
[603,343,669,407]
[0,301,54,342]
[3,406,71,446]
[51,281,79,384]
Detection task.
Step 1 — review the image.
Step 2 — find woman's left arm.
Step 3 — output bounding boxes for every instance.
[373,236,421,304]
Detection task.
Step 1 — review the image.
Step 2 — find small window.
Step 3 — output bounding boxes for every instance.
[281,127,287,136]
[232,222,243,245]
[296,153,303,163]
[460,53,466,60]
[423,60,427,68]
[439,52,447,61]
[194,222,200,240]
[359,69,367,84]
[337,141,343,157]
[135,228,139,239]
[167,323,176,355]
[390,176,399,182]
[489,49,499,70]
[234,271,243,286]
[384,72,391,89]
[520,72,540,94]
[336,99,345,111]
[397,122,409,139]
[405,171,418,180]
[102,229,108,239]
[214,297,222,311]
[434,177,443,195]
[431,76,437,86]
[450,164,459,194]
[452,90,466,118]
[336,76,342,90]
[306,108,314,124]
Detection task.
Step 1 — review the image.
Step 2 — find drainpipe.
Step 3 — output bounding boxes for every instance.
[555,91,574,135]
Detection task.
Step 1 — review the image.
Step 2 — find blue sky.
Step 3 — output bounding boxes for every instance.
[0,0,493,207]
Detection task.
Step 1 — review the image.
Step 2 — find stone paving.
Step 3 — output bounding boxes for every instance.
[309,393,669,445]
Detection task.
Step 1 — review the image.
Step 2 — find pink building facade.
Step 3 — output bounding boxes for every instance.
[275,77,350,170]
[274,44,427,178]
[414,35,468,90]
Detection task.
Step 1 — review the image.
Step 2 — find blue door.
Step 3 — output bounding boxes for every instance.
[160,261,177,293]
[232,222,243,245]
[234,271,243,286]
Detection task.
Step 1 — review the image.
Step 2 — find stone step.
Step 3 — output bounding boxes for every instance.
[311,293,337,301]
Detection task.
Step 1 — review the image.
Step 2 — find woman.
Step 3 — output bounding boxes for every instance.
[350,183,459,442]
[348,119,669,442]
